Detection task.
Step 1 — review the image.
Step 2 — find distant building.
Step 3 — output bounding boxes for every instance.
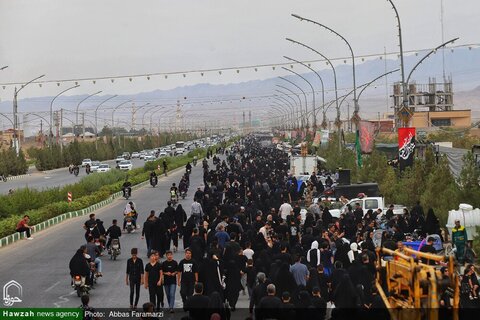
[0,129,24,149]
[391,78,472,129]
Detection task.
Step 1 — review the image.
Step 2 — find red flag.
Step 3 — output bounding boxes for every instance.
[359,121,375,154]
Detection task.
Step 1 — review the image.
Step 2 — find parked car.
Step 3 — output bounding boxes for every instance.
[81,159,92,167]
[328,197,405,218]
[117,160,133,171]
[144,155,155,162]
[139,152,146,159]
[131,152,140,159]
[90,161,101,172]
[122,152,131,160]
[115,156,124,163]
[159,150,167,157]
[97,163,111,173]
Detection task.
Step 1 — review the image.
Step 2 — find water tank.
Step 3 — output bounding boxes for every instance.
[446,204,480,241]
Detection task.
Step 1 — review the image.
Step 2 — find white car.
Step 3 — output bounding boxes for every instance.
[139,152,146,159]
[81,159,92,167]
[117,160,133,171]
[115,156,124,163]
[97,163,111,173]
[131,152,140,159]
[159,150,167,157]
[90,161,101,172]
[144,155,155,162]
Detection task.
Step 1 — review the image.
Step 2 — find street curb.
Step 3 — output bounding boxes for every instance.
[6,173,31,181]
[0,165,186,248]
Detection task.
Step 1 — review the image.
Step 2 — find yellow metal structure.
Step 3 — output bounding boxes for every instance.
[376,247,459,320]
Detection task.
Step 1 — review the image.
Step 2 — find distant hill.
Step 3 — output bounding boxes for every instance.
[0,47,478,125]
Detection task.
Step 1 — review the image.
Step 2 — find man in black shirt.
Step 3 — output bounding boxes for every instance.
[178,248,198,305]
[144,251,163,311]
[256,284,282,320]
[420,237,437,265]
[105,219,122,251]
[126,248,144,310]
[184,283,210,320]
[83,214,97,241]
[161,251,178,313]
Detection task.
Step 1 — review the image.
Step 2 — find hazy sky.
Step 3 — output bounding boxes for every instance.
[0,0,478,101]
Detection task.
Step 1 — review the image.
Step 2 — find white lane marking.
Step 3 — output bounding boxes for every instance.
[53,290,76,307]
[44,176,52,179]
[45,281,61,292]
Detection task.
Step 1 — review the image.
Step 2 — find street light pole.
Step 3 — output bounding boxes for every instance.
[278,76,308,129]
[283,56,325,132]
[111,100,133,136]
[276,83,302,127]
[49,84,80,146]
[13,74,45,155]
[286,38,341,149]
[281,66,315,131]
[384,0,406,129]
[94,95,118,149]
[75,91,102,131]
[0,66,8,71]
[292,14,358,124]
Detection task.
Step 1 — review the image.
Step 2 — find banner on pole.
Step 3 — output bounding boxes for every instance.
[398,127,416,170]
[359,120,375,154]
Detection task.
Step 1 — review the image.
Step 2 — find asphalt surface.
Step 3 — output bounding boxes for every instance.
[0,159,145,195]
[0,156,250,314]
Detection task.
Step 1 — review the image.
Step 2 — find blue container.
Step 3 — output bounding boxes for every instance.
[403,241,423,251]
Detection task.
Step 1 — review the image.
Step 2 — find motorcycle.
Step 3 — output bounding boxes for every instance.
[72,275,90,297]
[180,190,187,199]
[109,239,121,260]
[86,167,91,175]
[170,191,178,206]
[123,187,131,200]
[150,176,158,188]
[73,167,79,177]
[125,216,134,233]
[193,158,197,166]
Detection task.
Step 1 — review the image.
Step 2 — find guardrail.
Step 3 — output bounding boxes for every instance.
[1,175,154,248]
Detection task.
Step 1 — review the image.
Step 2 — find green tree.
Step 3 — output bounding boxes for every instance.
[420,156,460,225]
[457,151,480,209]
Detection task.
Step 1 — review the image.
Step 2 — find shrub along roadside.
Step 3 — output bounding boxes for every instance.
[0,147,212,239]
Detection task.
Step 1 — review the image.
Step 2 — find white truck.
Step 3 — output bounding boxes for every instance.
[328,197,405,218]
[290,155,319,176]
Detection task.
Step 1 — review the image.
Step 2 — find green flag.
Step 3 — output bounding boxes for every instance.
[355,129,362,167]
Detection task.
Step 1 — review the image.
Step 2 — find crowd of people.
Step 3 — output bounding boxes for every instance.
[68,136,478,320]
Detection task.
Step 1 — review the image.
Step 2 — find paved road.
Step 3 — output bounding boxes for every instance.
[0,157,250,314]
[0,159,146,195]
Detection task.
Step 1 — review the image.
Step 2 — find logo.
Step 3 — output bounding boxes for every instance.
[399,132,415,160]
[3,280,22,306]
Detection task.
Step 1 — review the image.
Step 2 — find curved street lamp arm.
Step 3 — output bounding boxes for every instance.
[0,113,14,127]
[17,75,45,94]
[406,38,459,85]
[285,38,339,122]
[76,91,102,124]
[283,55,325,111]
[291,14,356,110]
[358,69,400,100]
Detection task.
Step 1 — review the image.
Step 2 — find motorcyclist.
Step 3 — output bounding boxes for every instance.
[185,162,192,174]
[149,171,158,186]
[83,214,98,241]
[105,219,122,251]
[123,202,137,230]
[179,178,188,196]
[122,179,132,198]
[69,246,91,287]
[193,156,198,166]
[69,163,74,174]
[86,163,91,174]
[170,183,178,201]
[73,164,80,176]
